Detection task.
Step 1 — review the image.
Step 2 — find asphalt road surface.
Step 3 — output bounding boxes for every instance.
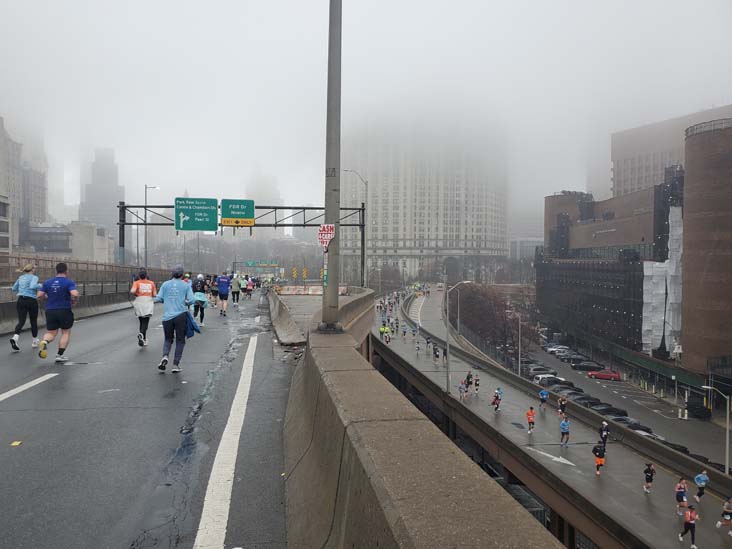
[0,291,292,549]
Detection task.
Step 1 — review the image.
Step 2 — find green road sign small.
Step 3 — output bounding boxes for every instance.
[175,197,218,231]
[221,199,255,227]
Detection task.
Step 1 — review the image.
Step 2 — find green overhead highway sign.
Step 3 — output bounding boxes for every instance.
[175,197,219,231]
[221,199,255,227]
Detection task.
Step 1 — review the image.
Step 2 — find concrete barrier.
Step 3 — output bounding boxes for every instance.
[268,290,307,346]
[0,292,134,336]
[283,330,562,548]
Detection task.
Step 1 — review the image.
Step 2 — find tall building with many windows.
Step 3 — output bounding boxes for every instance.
[611,104,732,197]
[341,126,507,282]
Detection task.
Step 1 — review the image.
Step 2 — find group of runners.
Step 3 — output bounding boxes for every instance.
[9,263,260,374]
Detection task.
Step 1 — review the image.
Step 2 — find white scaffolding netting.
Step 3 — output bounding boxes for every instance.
[641,207,683,356]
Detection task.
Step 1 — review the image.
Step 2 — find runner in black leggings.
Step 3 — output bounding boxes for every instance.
[10,264,41,352]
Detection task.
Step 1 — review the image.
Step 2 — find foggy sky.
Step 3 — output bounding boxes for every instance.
[1,0,731,236]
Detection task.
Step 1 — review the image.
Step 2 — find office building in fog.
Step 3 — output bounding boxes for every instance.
[79,148,126,257]
[611,104,732,197]
[341,126,508,281]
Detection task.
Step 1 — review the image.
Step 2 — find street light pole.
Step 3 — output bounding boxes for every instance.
[143,185,159,268]
[320,0,342,331]
[445,273,451,395]
[703,384,729,475]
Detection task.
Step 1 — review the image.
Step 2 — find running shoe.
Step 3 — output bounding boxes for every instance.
[199,322,204,327]
[38,340,48,359]
[137,333,145,347]
[158,356,169,372]
[31,338,39,348]
[171,364,181,373]
[55,355,69,363]
[143,339,149,347]
[9,335,20,352]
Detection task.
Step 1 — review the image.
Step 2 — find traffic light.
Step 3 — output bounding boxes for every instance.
[302,267,308,279]
[292,267,298,280]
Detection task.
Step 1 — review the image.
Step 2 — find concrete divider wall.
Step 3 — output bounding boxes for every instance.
[268,290,307,346]
[284,330,562,548]
[0,292,134,336]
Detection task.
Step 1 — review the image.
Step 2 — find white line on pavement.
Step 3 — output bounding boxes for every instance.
[193,334,258,549]
[0,373,59,403]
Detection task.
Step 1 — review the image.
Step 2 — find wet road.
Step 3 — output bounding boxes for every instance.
[0,292,291,549]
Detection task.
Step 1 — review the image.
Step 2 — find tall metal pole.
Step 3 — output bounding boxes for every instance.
[457,288,460,335]
[360,202,366,287]
[518,312,522,374]
[144,186,148,268]
[445,273,451,395]
[136,209,140,266]
[726,395,730,475]
[320,0,342,330]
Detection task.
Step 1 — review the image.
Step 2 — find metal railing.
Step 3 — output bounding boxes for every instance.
[686,118,732,138]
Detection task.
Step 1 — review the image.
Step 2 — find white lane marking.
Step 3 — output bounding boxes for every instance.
[525,446,576,466]
[97,388,120,394]
[414,297,425,325]
[193,334,258,549]
[0,374,59,403]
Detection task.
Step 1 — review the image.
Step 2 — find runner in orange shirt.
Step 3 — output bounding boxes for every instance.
[526,406,536,434]
[130,269,157,347]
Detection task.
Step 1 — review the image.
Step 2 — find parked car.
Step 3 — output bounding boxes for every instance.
[607,416,652,433]
[567,393,596,402]
[555,386,584,395]
[661,440,690,454]
[547,346,569,355]
[573,396,602,407]
[633,430,666,442]
[543,378,575,389]
[556,390,585,399]
[707,462,730,474]
[590,403,628,417]
[526,366,558,377]
[533,373,559,384]
[587,368,621,380]
[561,354,587,364]
[689,453,710,464]
[571,361,604,372]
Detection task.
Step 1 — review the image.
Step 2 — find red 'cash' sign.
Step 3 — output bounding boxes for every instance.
[318,224,335,250]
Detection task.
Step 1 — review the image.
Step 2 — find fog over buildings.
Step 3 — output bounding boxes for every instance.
[0,0,730,241]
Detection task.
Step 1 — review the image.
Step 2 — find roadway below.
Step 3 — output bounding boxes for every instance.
[0,290,290,549]
[381,292,730,548]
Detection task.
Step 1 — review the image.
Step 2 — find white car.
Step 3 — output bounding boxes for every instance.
[547,345,569,354]
[533,373,560,384]
[633,430,666,442]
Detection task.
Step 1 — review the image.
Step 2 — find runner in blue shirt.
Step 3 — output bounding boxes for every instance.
[216,271,231,317]
[154,266,195,373]
[560,417,571,447]
[10,263,41,352]
[37,262,80,363]
[539,388,550,411]
[694,470,710,503]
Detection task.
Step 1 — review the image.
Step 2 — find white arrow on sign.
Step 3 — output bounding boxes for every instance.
[525,446,576,466]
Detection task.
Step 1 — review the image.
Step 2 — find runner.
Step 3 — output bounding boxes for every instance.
[210,276,219,308]
[693,470,709,503]
[230,275,241,306]
[379,323,386,341]
[217,271,231,316]
[491,388,502,411]
[442,345,447,365]
[474,373,480,395]
[246,277,254,299]
[558,396,568,416]
[37,262,80,363]
[599,421,610,450]
[526,406,536,434]
[401,325,407,341]
[10,263,41,352]
[678,505,699,548]
[432,345,440,363]
[715,496,732,534]
[415,340,421,358]
[592,440,606,476]
[559,415,570,447]
[191,274,209,326]
[643,463,656,494]
[533,389,547,412]
[458,380,467,402]
[130,268,157,346]
[466,370,473,395]
[411,326,417,341]
[154,266,195,373]
[676,478,689,515]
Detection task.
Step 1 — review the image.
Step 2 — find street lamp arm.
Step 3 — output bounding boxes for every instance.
[344,169,367,187]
